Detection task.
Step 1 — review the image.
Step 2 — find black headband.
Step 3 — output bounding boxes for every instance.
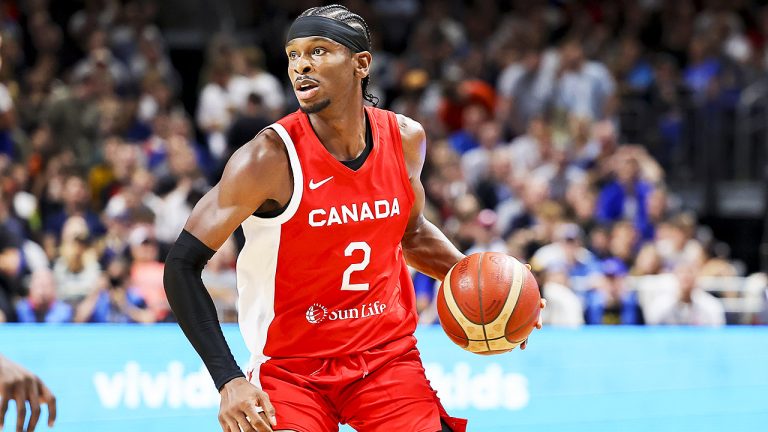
[286,16,369,53]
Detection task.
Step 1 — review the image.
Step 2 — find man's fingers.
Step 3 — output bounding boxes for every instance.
[15,385,28,432]
[26,379,41,432]
[0,394,9,429]
[258,412,272,429]
[234,412,258,432]
[221,415,240,432]
[38,382,56,427]
[217,414,230,432]
[520,339,528,350]
[257,393,277,427]
[244,404,272,431]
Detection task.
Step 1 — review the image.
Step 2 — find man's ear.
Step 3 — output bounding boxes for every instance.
[353,51,372,80]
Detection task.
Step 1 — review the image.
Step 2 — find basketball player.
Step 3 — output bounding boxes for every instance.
[0,354,57,432]
[164,5,545,432]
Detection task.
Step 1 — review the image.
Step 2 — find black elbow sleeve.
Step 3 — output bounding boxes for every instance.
[164,229,245,390]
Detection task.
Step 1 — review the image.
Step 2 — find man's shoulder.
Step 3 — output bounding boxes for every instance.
[233,127,287,169]
[219,125,292,202]
[390,112,426,177]
[393,112,425,145]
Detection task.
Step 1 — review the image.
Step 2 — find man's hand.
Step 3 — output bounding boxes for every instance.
[520,298,547,350]
[219,377,276,432]
[0,355,57,432]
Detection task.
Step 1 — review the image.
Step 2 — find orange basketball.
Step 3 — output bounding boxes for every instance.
[437,252,541,355]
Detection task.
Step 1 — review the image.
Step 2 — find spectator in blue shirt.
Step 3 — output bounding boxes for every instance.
[448,104,486,155]
[16,269,73,323]
[584,258,644,325]
[596,152,654,240]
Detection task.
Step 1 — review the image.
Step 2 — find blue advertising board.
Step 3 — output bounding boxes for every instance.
[1,325,767,431]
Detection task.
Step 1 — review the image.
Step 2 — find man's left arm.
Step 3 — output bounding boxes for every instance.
[398,115,545,349]
[398,115,465,281]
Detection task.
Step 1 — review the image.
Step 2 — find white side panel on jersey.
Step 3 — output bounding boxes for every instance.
[237,218,280,388]
[236,123,304,386]
[249,123,303,225]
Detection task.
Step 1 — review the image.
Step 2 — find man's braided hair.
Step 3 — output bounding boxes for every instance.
[298,4,379,106]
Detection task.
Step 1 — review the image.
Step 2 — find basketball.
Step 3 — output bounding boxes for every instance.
[437,252,541,355]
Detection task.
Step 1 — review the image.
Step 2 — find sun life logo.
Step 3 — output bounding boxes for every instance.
[306,303,328,324]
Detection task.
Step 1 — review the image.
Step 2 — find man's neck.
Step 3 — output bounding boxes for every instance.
[307,102,367,161]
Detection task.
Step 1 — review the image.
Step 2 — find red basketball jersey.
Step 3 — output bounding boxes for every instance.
[236,107,418,369]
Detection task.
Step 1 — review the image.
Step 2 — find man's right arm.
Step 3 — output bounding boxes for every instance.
[163,130,287,431]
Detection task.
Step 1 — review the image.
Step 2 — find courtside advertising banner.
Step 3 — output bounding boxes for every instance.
[0,325,766,431]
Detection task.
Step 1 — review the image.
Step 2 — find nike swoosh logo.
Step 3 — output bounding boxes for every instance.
[308,176,334,190]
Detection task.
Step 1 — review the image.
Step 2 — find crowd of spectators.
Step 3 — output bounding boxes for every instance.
[0,0,766,327]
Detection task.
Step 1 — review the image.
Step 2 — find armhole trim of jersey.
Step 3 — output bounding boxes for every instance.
[391,112,416,205]
[248,123,303,226]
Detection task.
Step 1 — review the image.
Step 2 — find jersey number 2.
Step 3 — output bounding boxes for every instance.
[341,241,370,291]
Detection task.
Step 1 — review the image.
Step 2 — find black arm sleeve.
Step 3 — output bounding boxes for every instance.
[163,229,245,391]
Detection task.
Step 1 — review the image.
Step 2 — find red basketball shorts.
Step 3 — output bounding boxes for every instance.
[247,336,467,432]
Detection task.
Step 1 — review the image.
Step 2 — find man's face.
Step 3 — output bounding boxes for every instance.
[285,36,368,114]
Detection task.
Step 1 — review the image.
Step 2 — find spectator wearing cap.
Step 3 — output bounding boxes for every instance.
[16,269,73,323]
[127,225,169,321]
[74,258,154,324]
[584,258,644,325]
[645,261,725,326]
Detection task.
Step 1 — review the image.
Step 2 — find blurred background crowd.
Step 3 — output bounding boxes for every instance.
[0,0,766,326]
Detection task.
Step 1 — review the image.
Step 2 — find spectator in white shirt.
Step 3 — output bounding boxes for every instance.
[228,46,285,120]
[555,38,616,120]
[646,261,726,326]
[537,264,584,327]
[196,59,233,161]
